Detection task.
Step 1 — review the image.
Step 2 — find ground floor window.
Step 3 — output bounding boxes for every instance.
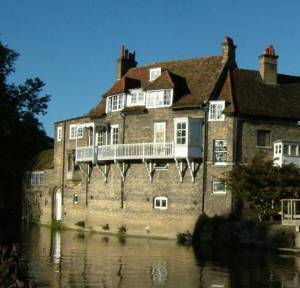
[153,196,168,210]
[30,171,44,186]
[212,181,226,194]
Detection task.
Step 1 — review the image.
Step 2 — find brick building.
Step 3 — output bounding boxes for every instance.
[24,37,300,238]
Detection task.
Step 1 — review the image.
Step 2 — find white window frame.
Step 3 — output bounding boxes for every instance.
[174,118,188,145]
[106,94,125,113]
[213,139,227,165]
[153,196,168,210]
[146,89,173,109]
[208,101,225,121]
[212,181,226,194]
[31,171,44,186]
[154,122,166,143]
[57,126,62,142]
[110,125,119,145]
[96,131,107,146]
[127,89,145,106]
[149,67,161,81]
[69,125,83,140]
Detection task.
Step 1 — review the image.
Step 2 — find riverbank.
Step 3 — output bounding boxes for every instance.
[193,215,296,249]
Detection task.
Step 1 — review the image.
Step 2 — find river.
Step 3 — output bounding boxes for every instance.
[4,225,300,287]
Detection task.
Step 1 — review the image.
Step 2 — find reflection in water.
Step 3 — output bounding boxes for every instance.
[20,225,300,288]
[50,231,61,265]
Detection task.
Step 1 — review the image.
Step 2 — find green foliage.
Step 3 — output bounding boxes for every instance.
[193,215,295,248]
[177,232,193,245]
[117,225,127,243]
[228,156,300,221]
[0,39,52,217]
[75,221,85,228]
[51,220,62,231]
[102,224,110,230]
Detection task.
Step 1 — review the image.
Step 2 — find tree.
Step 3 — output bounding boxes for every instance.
[0,39,52,220]
[228,156,300,222]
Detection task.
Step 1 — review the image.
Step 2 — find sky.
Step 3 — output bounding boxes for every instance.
[1,0,300,137]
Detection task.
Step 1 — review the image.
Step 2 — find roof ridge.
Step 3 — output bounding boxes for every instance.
[134,55,222,69]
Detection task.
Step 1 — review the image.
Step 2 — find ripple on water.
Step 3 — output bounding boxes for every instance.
[20,225,300,288]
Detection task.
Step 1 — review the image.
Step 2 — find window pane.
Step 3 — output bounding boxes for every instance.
[214,140,227,163]
[257,130,271,147]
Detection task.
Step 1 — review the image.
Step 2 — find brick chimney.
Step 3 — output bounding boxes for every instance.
[259,45,278,85]
[116,46,137,80]
[222,36,236,66]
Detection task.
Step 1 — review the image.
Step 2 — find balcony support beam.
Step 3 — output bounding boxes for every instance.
[174,158,186,183]
[186,158,195,183]
[116,161,128,182]
[144,160,154,182]
[96,163,110,183]
[78,163,92,183]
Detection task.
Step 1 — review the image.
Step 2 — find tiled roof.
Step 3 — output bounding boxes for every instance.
[231,68,300,119]
[89,98,106,118]
[91,55,224,117]
[103,56,224,105]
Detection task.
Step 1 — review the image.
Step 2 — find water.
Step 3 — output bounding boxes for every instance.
[12,226,300,287]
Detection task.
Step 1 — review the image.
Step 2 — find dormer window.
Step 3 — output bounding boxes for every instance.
[127,89,145,106]
[146,89,173,108]
[149,68,161,81]
[208,101,225,121]
[106,93,125,113]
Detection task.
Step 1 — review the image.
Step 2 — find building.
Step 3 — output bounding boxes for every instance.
[24,37,300,238]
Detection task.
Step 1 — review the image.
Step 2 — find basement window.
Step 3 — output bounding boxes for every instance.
[153,197,168,210]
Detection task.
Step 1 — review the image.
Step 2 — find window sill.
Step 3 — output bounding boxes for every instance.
[213,162,227,166]
[208,119,225,122]
[256,146,272,149]
[212,192,227,196]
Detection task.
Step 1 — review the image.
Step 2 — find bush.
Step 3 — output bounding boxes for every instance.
[75,221,85,228]
[102,224,110,230]
[193,215,295,249]
[51,220,62,231]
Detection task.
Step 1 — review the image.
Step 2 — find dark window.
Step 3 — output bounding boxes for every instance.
[257,130,271,147]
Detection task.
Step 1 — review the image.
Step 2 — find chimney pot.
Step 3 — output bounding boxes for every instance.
[116,46,137,80]
[259,44,278,85]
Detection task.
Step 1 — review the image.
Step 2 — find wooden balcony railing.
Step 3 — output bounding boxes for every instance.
[76,142,174,162]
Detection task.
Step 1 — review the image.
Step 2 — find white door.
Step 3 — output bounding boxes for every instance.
[54,188,62,221]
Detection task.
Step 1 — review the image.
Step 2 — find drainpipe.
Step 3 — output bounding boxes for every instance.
[120,112,126,208]
[201,104,209,214]
[61,121,66,206]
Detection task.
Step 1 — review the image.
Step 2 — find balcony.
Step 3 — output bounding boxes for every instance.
[76,142,178,163]
[273,140,300,168]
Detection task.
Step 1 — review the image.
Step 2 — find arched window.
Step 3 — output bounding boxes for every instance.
[153,197,168,210]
